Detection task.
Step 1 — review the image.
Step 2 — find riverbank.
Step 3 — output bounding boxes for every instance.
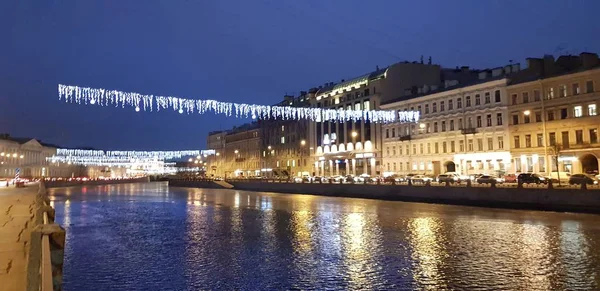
[169,179,600,214]
[45,176,150,188]
[0,183,64,291]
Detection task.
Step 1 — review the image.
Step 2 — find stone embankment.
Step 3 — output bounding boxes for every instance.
[0,183,65,291]
[169,179,600,214]
[45,176,150,188]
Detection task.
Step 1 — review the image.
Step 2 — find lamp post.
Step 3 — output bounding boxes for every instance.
[300,140,306,175]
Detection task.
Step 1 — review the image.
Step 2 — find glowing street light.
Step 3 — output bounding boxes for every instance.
[419,123,426,129]
[19,155,24,159]
[216,152,220,156]
[524,110,531,116]
[234,150,239,154]
[12,153,17,158]
[267,145,272,150]
[351,131,358,138]
[300,140,306,146]
[188,158,193,162]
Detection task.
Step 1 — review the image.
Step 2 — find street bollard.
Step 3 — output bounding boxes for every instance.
[548,180,553,189]
[377,179,381,185]
[445,180,450,187]
[466,179,472,187]
[490,179,496,188]
[425,180,431,187]
[517,181,523,189]
[581,182,587,190]
[408,179,412,186]
[392,179,396,185]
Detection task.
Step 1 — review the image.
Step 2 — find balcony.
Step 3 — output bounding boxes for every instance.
[461,127,477,135]
[399,135,412,141]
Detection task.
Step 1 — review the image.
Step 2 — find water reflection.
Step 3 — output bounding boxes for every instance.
[46,182,600,290]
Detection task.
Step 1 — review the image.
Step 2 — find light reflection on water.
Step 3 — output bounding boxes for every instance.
[47,182,600,290]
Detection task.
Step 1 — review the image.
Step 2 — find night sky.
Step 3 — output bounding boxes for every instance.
[1,1,599,150]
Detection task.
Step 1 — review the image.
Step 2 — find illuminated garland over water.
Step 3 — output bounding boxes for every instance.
[48,148,214,167]
[58,84,420,124]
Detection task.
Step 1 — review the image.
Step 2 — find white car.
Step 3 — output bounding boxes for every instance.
[410,175,433,183]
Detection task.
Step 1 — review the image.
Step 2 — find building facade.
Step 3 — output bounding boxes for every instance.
[309,62,445,177]
[259,93,311,177]
[222,123,261,178]
[205,130,227,177]
[381,65,520,177]
[507,53,600,176]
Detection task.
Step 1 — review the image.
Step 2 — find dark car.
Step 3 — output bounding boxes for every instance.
[517,173,547,184]
[568,174,599,185]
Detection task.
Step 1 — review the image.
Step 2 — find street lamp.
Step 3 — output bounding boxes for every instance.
[267,145,272,150]
[523,110,531,116]
[188,158,193,162]
[234,150,239,154]
[300,140,306,146]
[351,131,358,138]
[216,152,220,156]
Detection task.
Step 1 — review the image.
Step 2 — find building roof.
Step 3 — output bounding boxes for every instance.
[0,134,62,148]
[316,67,388,97]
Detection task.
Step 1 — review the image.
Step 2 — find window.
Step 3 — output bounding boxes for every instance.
[457,98,462,109]
[442,142,447,153]
[386,129,389,138]
[485,92,490,104]
[547,87,554,99]
[535,112,542,122]
[417,105,422,114]
[434,143,439,154]
[498,137,504,149]
[512,114,519,125]
[590,129,598,144]
[426,123,430,133]
[392,128,396,138]
[475,94,481,105]
[522,92,529,103]
[487,138,493,150]
[539,157,546,173]
[476,116,482,127]
[392,147,396,155]
[477,139,483,151]
[432,103,437,113]
[448,99,453,110]
[586,80,594,93]
[589,104,597,116]
[468,139,474,151]
[420,144,424,154]
[425,104,429,114]
[534,90,541,102]
[451,141,455,152]
[486,114,492,127]
[576,130,583,144]
[494,90,501,102]
[573,83,580,95]
[386,147,390,156]
[524,113,531,123]
[574,106,583,118]
[427,143,431,154]
[459,140,465,152]
[413,144,416,155]
[441,121,446,132]
[525,135,531,148]
[393,163,396,171]
[549,132,556,146]
[458,118,463,130]
[281,136,285,144]
[511,94,518,105]
[537,134,543,147]
[560,108,568,119]
[468,117,473,128]
[559,85,567,97]
[514,136,520,148]
[562,131,570,148]
[440,101,445,111]
[281,125,285,132]
[450,120,455,131]
[466,96,471,107]
[548,111,555,121]
[433,122,438,132]
[497,113,503,126]
[363,101,370,110]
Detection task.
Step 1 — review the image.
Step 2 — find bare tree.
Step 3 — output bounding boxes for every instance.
[548,144,563,186]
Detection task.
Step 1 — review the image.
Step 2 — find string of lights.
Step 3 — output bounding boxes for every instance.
[56,149,214,159]
[57,84,420,123]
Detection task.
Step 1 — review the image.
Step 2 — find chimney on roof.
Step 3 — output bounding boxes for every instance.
[543,55,555,75]
[376,65,380,71]
[526,58,543,75]
[580,52,600,69]
[420,55,424,64]
[460,66,470,72]
[341,79,345,83]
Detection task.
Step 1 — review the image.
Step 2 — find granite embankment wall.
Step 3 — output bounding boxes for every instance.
[168,180,600,214]
[45,177,150,188]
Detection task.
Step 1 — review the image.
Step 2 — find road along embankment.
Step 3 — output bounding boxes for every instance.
[168,179,600,214]
[45,176,150,188]
[0,182,65,291]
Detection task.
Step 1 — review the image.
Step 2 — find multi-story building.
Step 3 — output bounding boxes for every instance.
[0,134,81,178]
[259,92,312,178]
[309,61,448,177]
[381,64,520,177]
[222,123,261,178]
[507,53,600,176]
[205,130,227,177]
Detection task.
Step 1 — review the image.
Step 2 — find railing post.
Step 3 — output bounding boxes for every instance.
[581,182,587,190]
[490,179,496,188]
[466,179,472,188]
[547,180,553,189]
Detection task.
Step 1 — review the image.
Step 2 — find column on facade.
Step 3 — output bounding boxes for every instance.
[320,161,324,177]
[351,159,356,175]
[335,161,339,176]
[369,158,375,176]
[328,160,333,177]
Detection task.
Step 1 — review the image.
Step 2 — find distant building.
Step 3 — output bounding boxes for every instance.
[309,61,477,177]
[222,123,261,178]
[205,130,227,177]
[507,53,600,176]
[381,63,519,177]
[259,92,311,177]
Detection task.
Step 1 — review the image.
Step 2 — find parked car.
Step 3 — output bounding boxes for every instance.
[384,175,405,183]
[517,173,547,184]
[437,173,461,183]
[410,175,433,184]
[503,174,517,183]
[476,175,504,184]
[568,174,599,185]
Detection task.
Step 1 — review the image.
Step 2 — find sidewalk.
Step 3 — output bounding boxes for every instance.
[0,185,39,291]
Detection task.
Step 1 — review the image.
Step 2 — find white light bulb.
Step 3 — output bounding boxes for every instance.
[179,109,183,114]
[135,107,140,112]
[90,99,96,104]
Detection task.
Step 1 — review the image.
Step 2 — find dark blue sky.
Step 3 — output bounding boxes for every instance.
[1,0,599,150]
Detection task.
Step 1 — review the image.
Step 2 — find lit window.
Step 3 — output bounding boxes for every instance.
[573,83,580,95]
[281,125,285,132]
[589,104,597,116]
[363,101,370,111]
[559,85,567,97]
[574,106,583,118]
[281,136,285,144]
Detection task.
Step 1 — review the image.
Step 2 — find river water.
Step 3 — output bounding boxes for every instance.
[47,182,600,290]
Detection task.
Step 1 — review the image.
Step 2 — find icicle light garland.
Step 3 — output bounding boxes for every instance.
[58,84,420,124]
[55,149,214,159]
